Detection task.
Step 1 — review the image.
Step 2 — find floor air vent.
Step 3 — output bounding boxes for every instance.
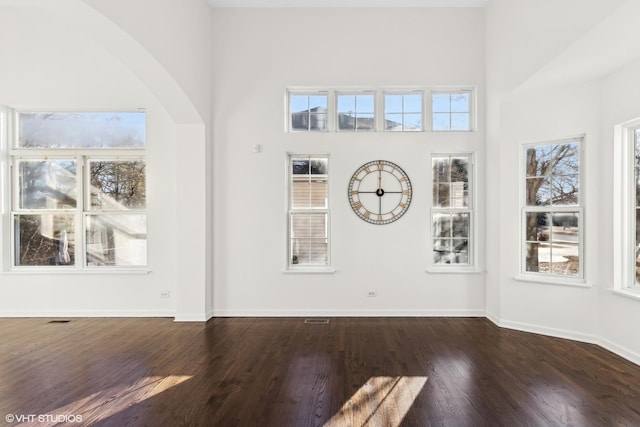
[304,319,329,324]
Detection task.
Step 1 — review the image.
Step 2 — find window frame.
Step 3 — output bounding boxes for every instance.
[287,91,330,133]
[383,90,424,132]
[428,152,478,273]
[6,109,148,272]
[431,89,474,132]
[285,153,333,273]
[335,91,376,132]
[614,119,640,294]
[518,136,585,285]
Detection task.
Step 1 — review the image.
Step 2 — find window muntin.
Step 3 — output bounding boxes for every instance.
[432,91,471,132]
[288,155,330,268]
[10,110,147,269]
[522,139,582,279]
[289,93,328,132]
[384,92,423,131]
[431,155,472,266]
[336,93,375,131]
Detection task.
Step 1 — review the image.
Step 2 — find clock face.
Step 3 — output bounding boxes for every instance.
[348,160,412,225]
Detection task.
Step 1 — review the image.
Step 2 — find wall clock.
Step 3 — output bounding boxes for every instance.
[348,160,412,225]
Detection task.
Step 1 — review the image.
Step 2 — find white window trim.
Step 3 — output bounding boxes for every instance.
[5,108,148,273]
[285,153,334,274]
[613,118,640,295]
[427,152,479,273]
[518,136,586,285]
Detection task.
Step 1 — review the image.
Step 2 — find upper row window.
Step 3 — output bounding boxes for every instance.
[288,89,473,133]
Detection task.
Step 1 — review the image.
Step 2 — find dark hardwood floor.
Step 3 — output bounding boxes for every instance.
[1,317,639,426]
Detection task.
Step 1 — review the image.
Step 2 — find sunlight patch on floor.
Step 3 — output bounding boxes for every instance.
[48,375,193,424]
[324,376,428,427]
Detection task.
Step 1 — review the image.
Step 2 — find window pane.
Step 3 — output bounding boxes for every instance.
[309,114,327,131]
[525,242,543,273]
[89,160,146,210]
[525,212,550,241]
[337,95,356,112]
[433,239,451,264]
[450,158,468,182]
[433,113,450,131]
[289,95,309,113]
[636,208,640,286]
[451,113,470,131]
[450,93,470,113]
[355,114,375,131]
[385,114,403,130]
[451,213,469,237]
[432,93,450,113]
[356,95,374,112]
[17,112,145,148]
[403,94,422,113]
[14,214,75,266]
[549,243,579,276]
[18,159,77,209]
[292,179,327,208]
[290,213,328,265]
[526,177,551,206]
[86,214,147,266]
[291,112,309,130]
[403,114,422,131]
[551,213,579,243]
[432,213,451,238]
[433,157,450,182]
[384,95,403,113]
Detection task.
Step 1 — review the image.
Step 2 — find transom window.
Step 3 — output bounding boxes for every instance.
[432,91,472,131]
[288,93,328,132]
[521,138,583,280]
[384,92,423,131]
[10,111,147,269]
[336,93,375,132]
[287,154,330,269]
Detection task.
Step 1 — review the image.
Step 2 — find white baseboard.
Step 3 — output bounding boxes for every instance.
[210,308,486,317]
[0,310,175,318]
[486,315,640,367]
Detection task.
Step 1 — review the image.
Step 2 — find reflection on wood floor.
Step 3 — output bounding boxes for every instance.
[1,317,639,426]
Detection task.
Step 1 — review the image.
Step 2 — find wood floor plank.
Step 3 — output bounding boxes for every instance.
[1,317,639,426]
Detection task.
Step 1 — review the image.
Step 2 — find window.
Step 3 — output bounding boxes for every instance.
[521,138,583,280]
[336,92,375,132]
[288,92,328,132]
[287,154,330,270]
[384,92,423,131]
[431,154,473,267]
[613,119,640,292]
[10,111,147,269]
[432,91,471,131]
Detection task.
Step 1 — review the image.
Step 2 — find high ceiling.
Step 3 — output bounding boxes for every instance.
[208,0,487,8]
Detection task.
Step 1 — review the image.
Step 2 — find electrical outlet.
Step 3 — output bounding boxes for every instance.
[160,290,171,298]
[367,291,377,297]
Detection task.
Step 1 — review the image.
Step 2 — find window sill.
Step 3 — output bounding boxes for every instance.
[5,268,151,275]
[427,267,483,274]
[284,267,336,274]
[609,288,640,302]
[514,274,589,288]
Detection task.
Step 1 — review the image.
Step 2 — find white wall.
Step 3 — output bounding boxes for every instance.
[0,1,209,319]
[486,0,640,364]
[211,8,486,316]
[598,56,640,361]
